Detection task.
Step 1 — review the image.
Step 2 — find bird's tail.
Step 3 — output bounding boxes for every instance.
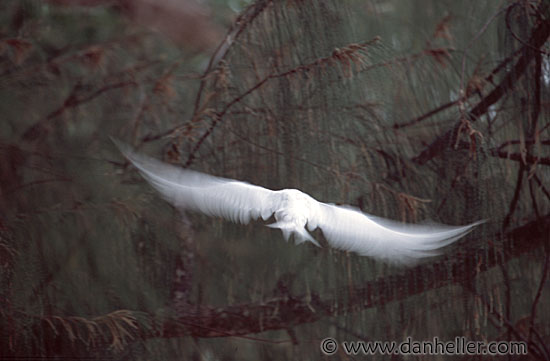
[267,222,320,247]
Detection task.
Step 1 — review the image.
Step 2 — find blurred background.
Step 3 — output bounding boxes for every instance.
[0,0,549,360]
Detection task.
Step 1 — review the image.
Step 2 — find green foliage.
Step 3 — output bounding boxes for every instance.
[1,0,549,360]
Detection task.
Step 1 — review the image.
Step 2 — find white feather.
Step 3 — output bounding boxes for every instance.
[114,140,483,264]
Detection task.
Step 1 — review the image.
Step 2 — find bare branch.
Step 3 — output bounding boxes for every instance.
[22,215,550,350]
[412,11,550,165]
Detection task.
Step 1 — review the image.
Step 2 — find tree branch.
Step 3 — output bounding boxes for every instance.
[412,12,550,166]
[159,214,549,339]
[14,214,548,356]
[86,217,550,339]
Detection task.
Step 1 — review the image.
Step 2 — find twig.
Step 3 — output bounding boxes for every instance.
[529,246,550,353]
[184,39,380,167]
[496,139,550,151]
[502,163,525,229]
[464,282,546,360]
[192,0,274,117]
[532,173,550,202]
[505,3,550,56]
[21,80,137,141]
[489,150,550,166]
[460,3,508,105]
[412,9,550,165]
[393,99,460,129]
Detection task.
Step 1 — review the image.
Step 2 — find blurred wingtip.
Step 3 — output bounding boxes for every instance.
[109,136,131,156]
[473,219,488,227]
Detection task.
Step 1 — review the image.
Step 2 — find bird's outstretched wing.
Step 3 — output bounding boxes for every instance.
[114,140,276,224]
[114,140,482,263]
[313,203,482,263]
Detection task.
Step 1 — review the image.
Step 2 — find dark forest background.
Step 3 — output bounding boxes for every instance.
[1,0,549,360]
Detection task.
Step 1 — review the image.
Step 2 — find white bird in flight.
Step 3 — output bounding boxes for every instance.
[114,140,482,264]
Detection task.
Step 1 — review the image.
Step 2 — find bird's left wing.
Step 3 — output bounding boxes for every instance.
[313,202,482,263]
[114,140,277,224]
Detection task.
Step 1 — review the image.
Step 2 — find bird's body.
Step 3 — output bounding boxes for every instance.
[114,140,483,264]
[268,189,320,245]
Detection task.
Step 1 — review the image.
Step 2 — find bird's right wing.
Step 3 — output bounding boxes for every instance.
[114,140,277,224]
[314,202,482,263]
